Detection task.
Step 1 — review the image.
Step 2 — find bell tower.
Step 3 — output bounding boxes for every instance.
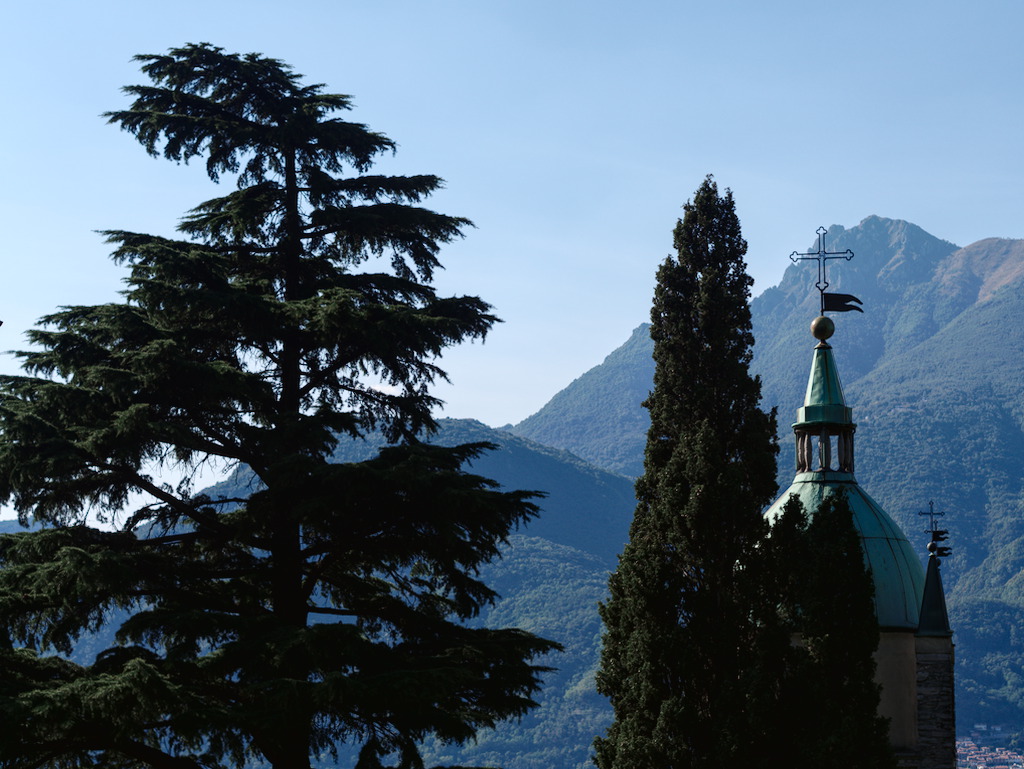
[764,228,955,768]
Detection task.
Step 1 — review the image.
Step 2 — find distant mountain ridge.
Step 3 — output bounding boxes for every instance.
[510,216,974,475]
[509,325,653,478]
[208,418,635,567]
[751,216,963,413]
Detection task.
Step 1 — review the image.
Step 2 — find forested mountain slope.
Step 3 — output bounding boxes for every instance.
[210,418,635,566]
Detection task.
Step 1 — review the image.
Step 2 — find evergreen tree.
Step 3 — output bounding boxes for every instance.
[0,44,556,769]
[594,176,779,769]
[764,493,895,769]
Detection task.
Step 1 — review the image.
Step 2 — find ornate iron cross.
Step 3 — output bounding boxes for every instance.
[918,500,945,533]
[918,500,951,558]
[790,226,855,314]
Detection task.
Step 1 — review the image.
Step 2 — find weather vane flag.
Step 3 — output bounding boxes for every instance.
[790,226,864,315]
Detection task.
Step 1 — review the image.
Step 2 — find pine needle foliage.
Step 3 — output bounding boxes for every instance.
[594,177,780,769]
[0,43,556,769]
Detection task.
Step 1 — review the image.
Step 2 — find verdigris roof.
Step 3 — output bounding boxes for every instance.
[794,341,853,427]
[764,472,925,631]
[766,316,925,632]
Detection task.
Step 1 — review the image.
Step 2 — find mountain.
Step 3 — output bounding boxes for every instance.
[751,216,962,418]
[509,216,966,477]
[1,421,629,768]
[0,421,628,769]
[509,325,654,478]
[209,418,635,567]
[421,534,611,769]
[504,215,1024,732]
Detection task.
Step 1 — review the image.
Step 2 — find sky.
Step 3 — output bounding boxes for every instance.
[3,0,1024,434]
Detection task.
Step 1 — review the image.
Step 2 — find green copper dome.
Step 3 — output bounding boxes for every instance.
[765,317,925,631]
[764,475,925,630]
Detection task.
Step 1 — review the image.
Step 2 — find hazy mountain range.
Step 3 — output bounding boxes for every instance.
[5,215,1024,767]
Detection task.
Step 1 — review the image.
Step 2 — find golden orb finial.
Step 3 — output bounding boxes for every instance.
[811,315,835,341]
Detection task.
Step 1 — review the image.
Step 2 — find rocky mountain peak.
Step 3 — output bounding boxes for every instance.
[935,237,1024,304]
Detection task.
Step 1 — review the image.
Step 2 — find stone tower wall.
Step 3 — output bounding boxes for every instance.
[915,636,956,769]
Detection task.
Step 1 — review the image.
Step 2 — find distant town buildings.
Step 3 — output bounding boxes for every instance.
[956,735,1024,768]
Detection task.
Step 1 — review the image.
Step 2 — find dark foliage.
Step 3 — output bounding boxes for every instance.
[761,494,896,769]
[594,177,780,769]
[0,44,556,769]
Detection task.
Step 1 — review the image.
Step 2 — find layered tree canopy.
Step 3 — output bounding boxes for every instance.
[0,44,556,769]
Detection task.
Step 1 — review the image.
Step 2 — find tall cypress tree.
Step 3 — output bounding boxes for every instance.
[595,177,779,769]
[0,44,556,769]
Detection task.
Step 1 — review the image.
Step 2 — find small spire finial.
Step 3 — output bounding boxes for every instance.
[918,501,952,559]
[790,227,863,315]
[810,316,835,342]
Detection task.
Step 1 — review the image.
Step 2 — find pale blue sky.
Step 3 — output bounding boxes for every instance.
[4,0,1023,429]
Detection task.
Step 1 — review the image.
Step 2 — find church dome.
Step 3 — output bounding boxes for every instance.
[763,317,925,631]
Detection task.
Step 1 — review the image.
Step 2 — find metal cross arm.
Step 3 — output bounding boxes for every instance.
[790,226,855,314]
[918,500,945,534]
[918,500,952,558]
